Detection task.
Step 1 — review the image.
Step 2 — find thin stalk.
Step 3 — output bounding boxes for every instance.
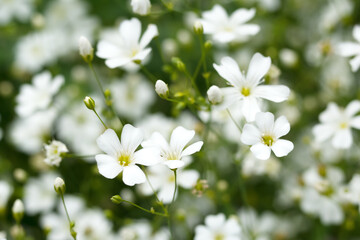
[88,62,106,99]
[121,199,168,217]
[226,108,242,133]
[184,69,201,96]
[92,109,107,129]
[61,195,77,240]
[171,170,178,205]
[140,64,157,83]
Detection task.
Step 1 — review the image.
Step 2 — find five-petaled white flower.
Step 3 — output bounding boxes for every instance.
[199,4,260,44]
[95,124,159,186]
[241,112,294,160]
[194,213,241,240]
[44,140,68,167]
[142,126,203,169]
[214,53,290,122]
[16,71,64,117]
[96,18,158,69]
[337,25,360,72]
[313,100,360,149]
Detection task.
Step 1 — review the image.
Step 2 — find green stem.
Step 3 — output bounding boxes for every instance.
[121,199,168,217]
[171,170,178,205]
[61,195,77,240]
[140,64,157,83]
[193,34,208,88]
[226,108,242,133]
[63,153,94,159]
[88,62,106,99]
[168,169,178,240]
[184,69,201,96]
[92,109,107,129]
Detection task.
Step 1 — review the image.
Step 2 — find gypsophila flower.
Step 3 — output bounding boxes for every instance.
[337,25,360,72]
[241,112,294,160]
[131,0,151,16]
[97,18,158,69]
[199,4,260,44]
[16,71,64,117]
[213,53,290,122]
[44,140,68,167]
[95,125,159,186]
[313,100,360,149]
[207,85,223,105]
[155,80,169,98]
[142,126,203,169]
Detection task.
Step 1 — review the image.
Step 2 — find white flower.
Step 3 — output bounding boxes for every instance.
[337,25,360,72]
[213,53,290,122]
[16,71,64,117]
[0,181,13,209]
[313,100,360,149]
[76,209,114,240]
[95,125,159,186]
[194,213,241,240]
[97,18,158,69]
[142,126,203,169]
[241,112,294,160]
[44,140,68,167]
[138,164,199,203]
[131,0,151,16]
[12,199,24,215]
[199,4,260,44]
[0,0,33,25]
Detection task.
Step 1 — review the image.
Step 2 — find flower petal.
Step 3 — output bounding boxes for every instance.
[350,116,360,129]
[319,103,341,123]
[163,160,185,169]
[96,41,122,59]
[139,24,158,49]
[122,165,146,186]
[121,124,143,154]
[350,55,360,72]
[345,100,360,117]
[133,48,152,61]
[213,57,244,88]
[205,213,225,229]
[105,57,131,69]
[246,53,271,85]
[312,124,336,143]
[181,141,203,157]
[353,25,360,43]
[96,129,121,157]
[271,139,294,157]
[336,42,360,57]
[234,24,260,37]
[95,154,122,179]
[250,142,271,160]
[170,126,195,152]
[142,132,169,151]
[273,116,290,138]
[119,18,141,46]
[177,170,199,188]
[255,112,274,133]
[332,128,352,149]
[253,85,290,103]
[242,97,261,122]
[241,123,261,145]
[230,8,256,25]
[133,147,161,166]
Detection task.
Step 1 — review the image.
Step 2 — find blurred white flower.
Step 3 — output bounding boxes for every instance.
[0,181,13,210]
[199,4,260,44]
[44,140,68,167]
[95,125,159,186]
[117,220,170,240]
[131,0,151,16]
[142,126,203,169]
[16,71,64,117]
[0,0,33,25]
[24,173,57,215]
[213,53,290,122]
[313,100,360,149]
[138,164,199,203]
[337,25,360,72]
[238,208,275,240]
[194,213,241,240]
[241,112,294,160]
[242,153,281,178]
[97,18,158,69]
[76,209,114,240]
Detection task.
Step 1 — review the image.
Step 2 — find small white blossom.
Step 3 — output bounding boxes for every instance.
[142,126,203,169]
[194,213,241,240]
[313,100,360,149]
[155,80,169,98]
[241,112,294,160]
[16,71,64,117]
[54,177,65,195]
[214,53,290,122]
[44,140,68,167]
[12,199,24,223]
[207,85,223,105]
[0,181,13,209]
[0,0,33,25]
[337,25,360,72]
[199,4,260,44]
[95,125,159,186]
[131,0,151,16]
[97,18,158,69]
[78,36,93,62]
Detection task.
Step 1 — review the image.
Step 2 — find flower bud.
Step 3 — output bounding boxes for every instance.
[12,199,24,223]
[111,195,123,204]
[54,177,66,195]
[204,40,212,50]
[155,80,169,98]
[172,57,186,72]
[193,21,203,35]
[207,85,223,105]
[84,96,95,110]
[131,0,151,16]
[79,36,93,63]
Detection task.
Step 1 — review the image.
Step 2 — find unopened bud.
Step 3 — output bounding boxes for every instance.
[84,96,95,110]
[54,177,65,195]
[207,85,223,105]
[172,57,186,72]
[204,40,212,50]
[110,195,123,204]
[79,36,93,63]
[155,80,169,98]
[12,199,24,223]
[193,21,203,35]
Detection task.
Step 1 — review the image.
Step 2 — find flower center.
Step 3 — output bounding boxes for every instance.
[215,233,225,240]
[262,135,274,146]
[339,122,348,129]
[241,87,251,96]
[118,154,131,166]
